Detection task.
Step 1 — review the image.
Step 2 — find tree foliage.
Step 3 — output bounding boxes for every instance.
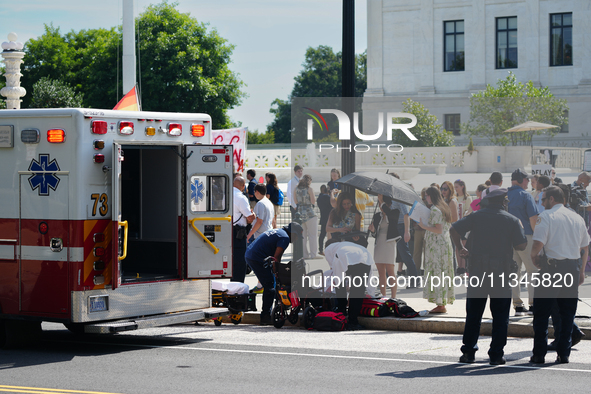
[393,99,454,147]
[21,2,245,129]
[247,129,275,145]
[267,46,367,143]
[29,77,84,108]
[463,71,568,146]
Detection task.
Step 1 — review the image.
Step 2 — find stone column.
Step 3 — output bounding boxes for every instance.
[365,0,384,97]
[1,33,26,109]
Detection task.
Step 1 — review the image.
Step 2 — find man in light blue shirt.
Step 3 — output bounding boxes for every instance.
[507,169,539,316]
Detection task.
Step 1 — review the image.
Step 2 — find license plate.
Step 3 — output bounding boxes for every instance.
[89,295,108,313]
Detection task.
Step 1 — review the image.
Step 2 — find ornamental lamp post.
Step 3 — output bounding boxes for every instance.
[1,32,26,109]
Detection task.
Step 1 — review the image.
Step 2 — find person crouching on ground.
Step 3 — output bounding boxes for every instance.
[245,223,303,325]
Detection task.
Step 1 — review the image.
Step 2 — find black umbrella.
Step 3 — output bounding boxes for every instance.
[335,171,422,206]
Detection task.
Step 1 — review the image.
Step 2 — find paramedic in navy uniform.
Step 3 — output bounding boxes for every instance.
[232,176,254,283]
[245,223,303,325]
[529,186,590,364]
[450,188,527,365]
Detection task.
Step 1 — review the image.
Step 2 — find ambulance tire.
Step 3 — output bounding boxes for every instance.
[0,319,42,349]
[214,318,222,326]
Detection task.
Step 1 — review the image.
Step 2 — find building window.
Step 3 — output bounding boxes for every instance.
[444,20,465,71]
[445,114,461,136]
[560,110,569,133]
[496,17,517,69]
[550,13,572,66]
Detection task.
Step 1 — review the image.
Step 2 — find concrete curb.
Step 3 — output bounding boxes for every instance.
[222,311,591,340]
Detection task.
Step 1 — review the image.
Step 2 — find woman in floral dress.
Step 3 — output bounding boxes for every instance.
[418,186,455,313]
[326,192,361,241]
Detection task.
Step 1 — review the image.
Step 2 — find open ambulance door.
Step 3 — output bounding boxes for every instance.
[112,143,124,289]
[185,145,233,278]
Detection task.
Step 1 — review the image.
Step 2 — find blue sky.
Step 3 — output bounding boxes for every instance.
[0,0,367,132]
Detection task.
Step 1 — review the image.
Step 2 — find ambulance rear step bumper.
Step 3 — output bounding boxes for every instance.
[84,307,229,334]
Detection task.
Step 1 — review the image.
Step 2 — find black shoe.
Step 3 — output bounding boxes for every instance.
[514,306,528,316]
[260,314,273,325]
[572,329,585,347]
[347,323,366,331]
[459,353,475,363]
[548,341,557,351]
[556,355,569,364]
[529,355,545,364]
[489,356,506,366]
[456,267,467,276]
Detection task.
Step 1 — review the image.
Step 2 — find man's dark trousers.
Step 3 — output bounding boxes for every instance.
[335,263,371,325]
[231,226,247,283]
[461,294,511,360]
[396,223,418,277]
[532,259,580,360]
[245,256,275,316]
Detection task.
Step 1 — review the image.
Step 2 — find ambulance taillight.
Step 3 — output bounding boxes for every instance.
[94,154,105,163]
[168,123,182,136]
[91,120,108,134]
[47,129,65,143]
[119,121,134,135]
[191,124,205,137]
[145,126,156,136]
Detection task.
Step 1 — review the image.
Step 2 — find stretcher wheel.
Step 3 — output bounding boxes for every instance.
[287,311,299,325]
[214,317,223,326]
[303,306,316,329]
[272,306,285,329]
[231,313,243,325]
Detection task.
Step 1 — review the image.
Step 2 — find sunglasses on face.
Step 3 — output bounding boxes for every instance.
[441,187,449,191]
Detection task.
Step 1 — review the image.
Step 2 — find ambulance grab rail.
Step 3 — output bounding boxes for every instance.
[188,216,231,255]
[118,221,128,261]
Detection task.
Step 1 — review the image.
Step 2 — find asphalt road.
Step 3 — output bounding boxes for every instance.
[1,322,590,394]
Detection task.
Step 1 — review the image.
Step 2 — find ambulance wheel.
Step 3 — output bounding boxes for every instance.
[1,319,42,349]
[272,306,285,329]
[303,306,316,329]
[214,317,223,326]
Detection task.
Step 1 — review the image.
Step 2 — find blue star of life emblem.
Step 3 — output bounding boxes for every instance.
[191,178,205,204]
[28,154,61,196]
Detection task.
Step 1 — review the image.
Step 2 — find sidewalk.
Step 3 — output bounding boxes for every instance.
[225,241,591,339]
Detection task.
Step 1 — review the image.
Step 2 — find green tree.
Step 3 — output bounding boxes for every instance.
[247,129,275,145]
[393,99,454,147]
[267,46,367,143]
[21,2,246,129]
[29,77,84,108]
[136,2,245,128]
[22,24,120,109]
[463,71,568,146]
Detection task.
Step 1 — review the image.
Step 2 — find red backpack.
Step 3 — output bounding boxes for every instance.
[311,311,348,331]
[359,297,390,317]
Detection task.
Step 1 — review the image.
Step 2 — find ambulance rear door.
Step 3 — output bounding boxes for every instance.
[185,145,233,278]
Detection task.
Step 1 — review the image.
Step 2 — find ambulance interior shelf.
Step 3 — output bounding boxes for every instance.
[188,216,232,254]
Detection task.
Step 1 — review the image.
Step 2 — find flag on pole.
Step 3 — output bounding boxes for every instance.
[113,86,140,111]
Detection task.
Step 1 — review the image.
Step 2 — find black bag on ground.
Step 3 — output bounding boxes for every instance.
[385,298,420,318]
[311,311,348,331]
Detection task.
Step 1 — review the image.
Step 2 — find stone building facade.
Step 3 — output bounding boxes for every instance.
[363,0,591,147]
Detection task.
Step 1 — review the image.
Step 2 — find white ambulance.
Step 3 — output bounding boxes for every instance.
[0,108,233,347]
